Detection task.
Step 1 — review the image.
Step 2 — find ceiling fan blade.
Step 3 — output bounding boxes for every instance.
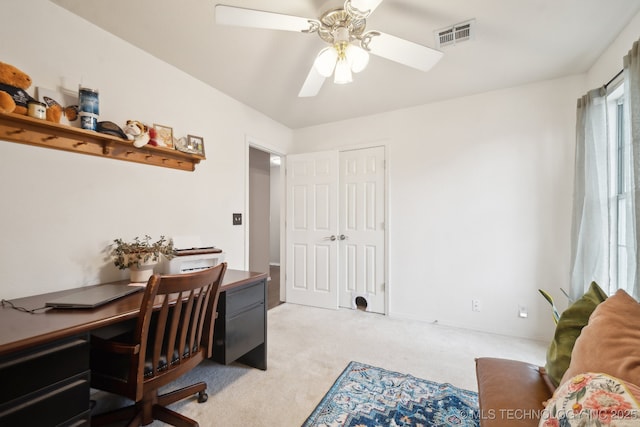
[349,0,384,15]
[215,4,314,32]
[366,32,443,72]
[298,66,326,97]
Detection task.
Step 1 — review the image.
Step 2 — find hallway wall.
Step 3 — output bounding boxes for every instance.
[249,147,271,275]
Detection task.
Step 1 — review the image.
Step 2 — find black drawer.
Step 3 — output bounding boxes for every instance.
[61,409,91,427]
[0,335,89,404]
[224,281,264,316]
[0,371,90,426]
[212,277,267,368]
[225,303,265,362]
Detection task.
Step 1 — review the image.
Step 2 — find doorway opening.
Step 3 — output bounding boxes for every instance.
[248,146,283,309]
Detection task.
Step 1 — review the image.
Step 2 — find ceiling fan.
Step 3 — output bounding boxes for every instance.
[215,0,443,97]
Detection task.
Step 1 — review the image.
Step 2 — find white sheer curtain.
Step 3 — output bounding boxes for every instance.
[570,38,640,300]
[569,88,609,300]
[622,39,640,299]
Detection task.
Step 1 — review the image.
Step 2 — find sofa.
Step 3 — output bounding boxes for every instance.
[474,284,640,426]
[475,357,553,426]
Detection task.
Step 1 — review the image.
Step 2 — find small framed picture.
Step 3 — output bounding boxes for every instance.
[153,124,174,148]
[186,134,205,157]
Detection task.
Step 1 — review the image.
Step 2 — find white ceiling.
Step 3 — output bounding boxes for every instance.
[51,0,640,129]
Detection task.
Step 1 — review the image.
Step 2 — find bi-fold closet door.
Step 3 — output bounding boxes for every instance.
[285,146,386,313]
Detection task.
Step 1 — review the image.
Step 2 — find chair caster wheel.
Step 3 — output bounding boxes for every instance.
[198,391,208,403]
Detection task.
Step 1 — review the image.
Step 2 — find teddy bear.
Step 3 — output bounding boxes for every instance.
[0,61,35,115]
[123,120,150,148]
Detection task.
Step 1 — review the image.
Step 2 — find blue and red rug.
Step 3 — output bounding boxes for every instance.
[302,361,479,427]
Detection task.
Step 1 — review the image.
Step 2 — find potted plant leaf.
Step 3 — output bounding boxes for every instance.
[110,235,175,282]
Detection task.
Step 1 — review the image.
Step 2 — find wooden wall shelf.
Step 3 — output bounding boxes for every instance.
[0,112,204,171]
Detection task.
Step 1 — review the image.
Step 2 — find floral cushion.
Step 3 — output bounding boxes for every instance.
[540,373,640,426]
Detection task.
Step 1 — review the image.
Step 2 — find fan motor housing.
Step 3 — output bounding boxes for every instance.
[318,8,367,43]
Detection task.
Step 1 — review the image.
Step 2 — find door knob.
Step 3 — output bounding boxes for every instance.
[339,234,347,240]
[325,235,337,241]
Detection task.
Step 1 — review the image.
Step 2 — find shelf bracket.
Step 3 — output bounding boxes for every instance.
[7,128,25,136]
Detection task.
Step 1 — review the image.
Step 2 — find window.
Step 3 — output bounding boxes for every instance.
[608,82,630,291]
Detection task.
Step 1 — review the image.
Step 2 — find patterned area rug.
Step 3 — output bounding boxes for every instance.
[302,361,479,427]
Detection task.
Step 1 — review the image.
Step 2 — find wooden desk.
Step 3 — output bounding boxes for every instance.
[0,269,267,426]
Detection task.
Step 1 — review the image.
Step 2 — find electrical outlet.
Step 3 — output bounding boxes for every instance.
[233,213,242,225]
[472,299,481,312]
[518,305,528,318]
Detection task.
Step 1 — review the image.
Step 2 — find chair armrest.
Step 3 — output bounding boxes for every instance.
[91,335,140,355]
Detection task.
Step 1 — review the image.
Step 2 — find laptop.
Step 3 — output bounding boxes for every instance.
[45,284,144,309]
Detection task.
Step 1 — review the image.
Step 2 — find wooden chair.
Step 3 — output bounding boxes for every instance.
[90,262,227,426]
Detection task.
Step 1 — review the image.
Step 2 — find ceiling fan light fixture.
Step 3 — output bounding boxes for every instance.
[346,43,369,73]
[217,3,446,98]
[334,58,353,84]
[314,47,338,77]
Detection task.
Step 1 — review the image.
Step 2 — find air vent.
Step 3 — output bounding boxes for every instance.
[435,19,475,48]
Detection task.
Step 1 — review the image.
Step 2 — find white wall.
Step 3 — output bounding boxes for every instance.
[587,11,640,89]
[293,77,583,341]
[0,0,292,298]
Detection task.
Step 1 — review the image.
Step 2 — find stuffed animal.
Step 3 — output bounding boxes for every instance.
[123,120,150,148]
[0,61,35,115]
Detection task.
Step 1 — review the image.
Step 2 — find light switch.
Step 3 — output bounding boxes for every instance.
[233,213,242,225]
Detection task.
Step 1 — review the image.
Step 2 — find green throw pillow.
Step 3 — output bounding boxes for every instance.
[544,281,608,387]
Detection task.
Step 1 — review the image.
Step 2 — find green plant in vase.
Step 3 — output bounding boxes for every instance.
[110,235,175,282]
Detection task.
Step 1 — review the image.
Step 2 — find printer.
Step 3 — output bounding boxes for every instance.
[159,235,225,274]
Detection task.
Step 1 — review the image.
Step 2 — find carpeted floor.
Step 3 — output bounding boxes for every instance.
[91,302,547,426]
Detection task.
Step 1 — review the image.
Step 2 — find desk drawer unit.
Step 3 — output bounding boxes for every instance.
[0,334,90,426]
[213,279,266,366]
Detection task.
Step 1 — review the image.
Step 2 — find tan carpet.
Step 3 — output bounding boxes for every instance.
[92,302,547,426]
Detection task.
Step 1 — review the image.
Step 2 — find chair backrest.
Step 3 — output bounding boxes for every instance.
[132,262,227,391]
